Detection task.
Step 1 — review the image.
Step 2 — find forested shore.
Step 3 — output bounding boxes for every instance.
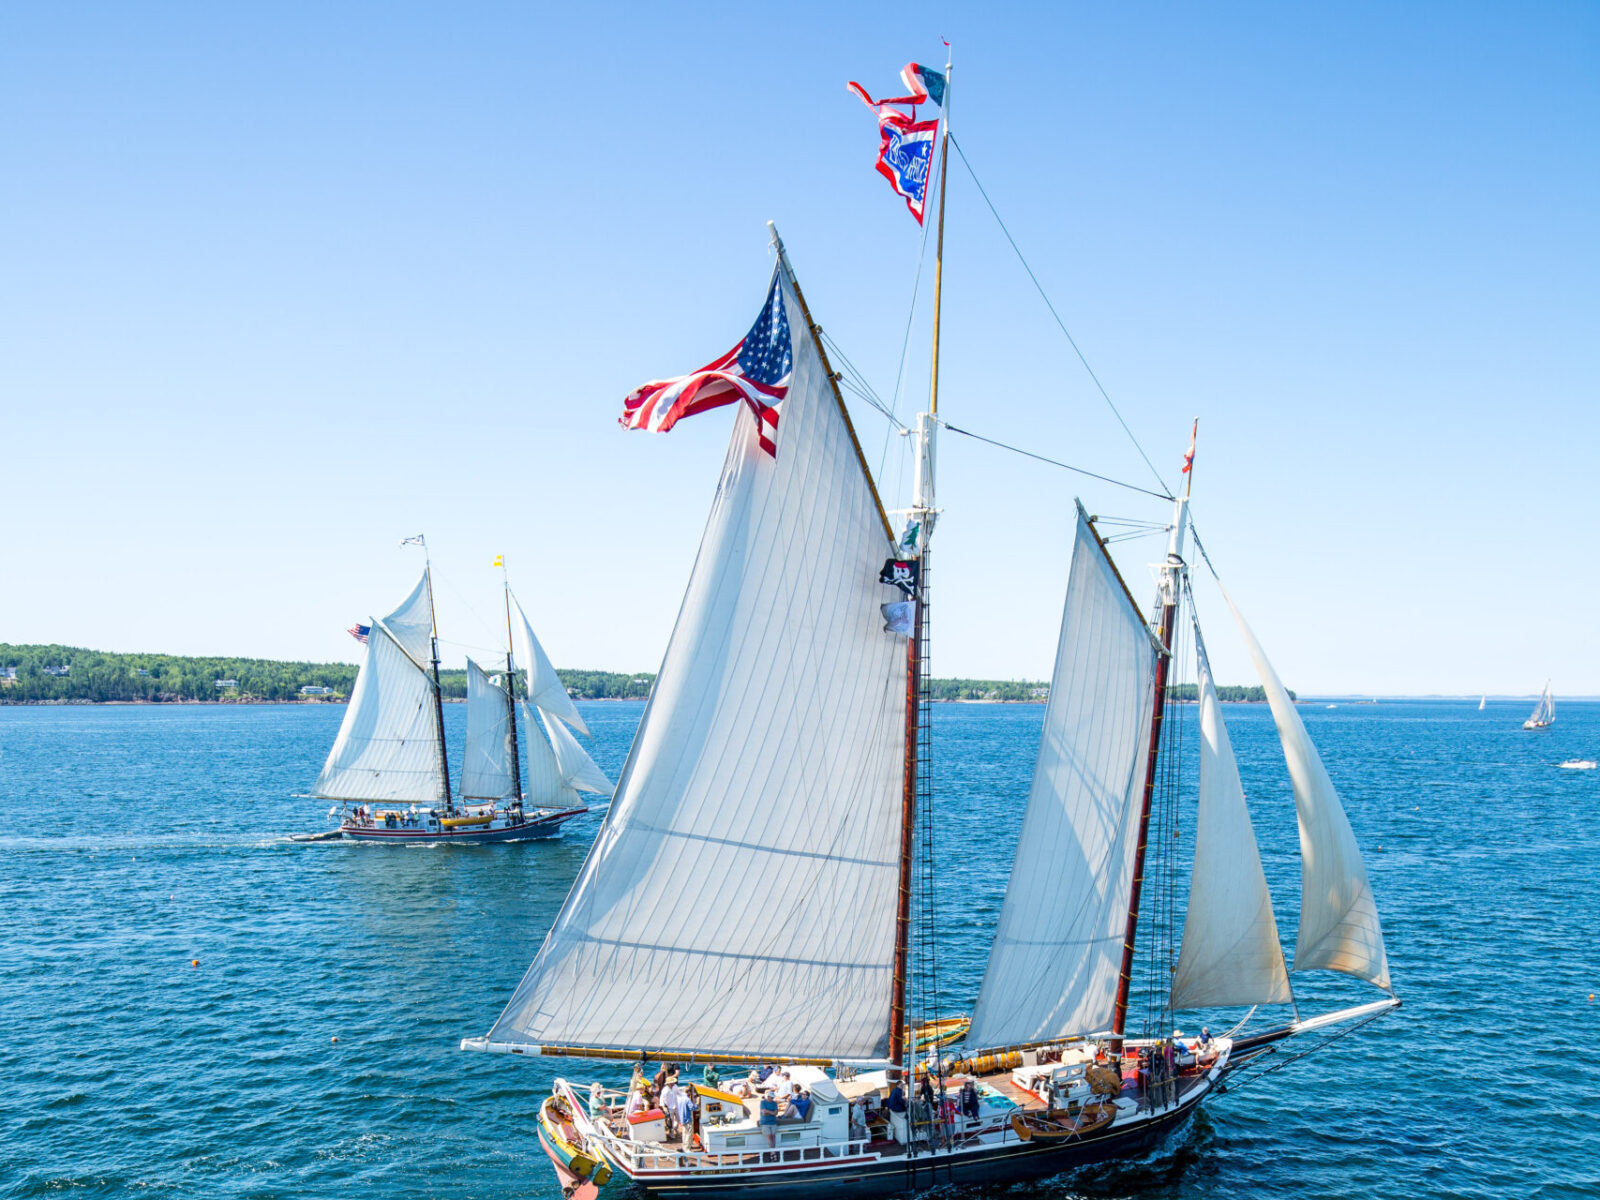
[0,644,1278,705]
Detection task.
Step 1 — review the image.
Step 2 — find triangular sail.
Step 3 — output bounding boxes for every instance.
[313,617,446,804]
[520,701,576,808]
[1527,681,1554,726]
[544,709,614,795]
[461,659,517,800]
[1224,592,1392,991]
[967,507,1158,1050]
[512,597,589,737]
[483,265,906,1062]
[1168,620,1293,1010]
[383,570,436,666]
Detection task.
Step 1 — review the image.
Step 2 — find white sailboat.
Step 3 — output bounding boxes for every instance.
[1478,695,1486,711]
[312,550,611,843]
[1523,681,1554,729]
[462,58,1397,1196]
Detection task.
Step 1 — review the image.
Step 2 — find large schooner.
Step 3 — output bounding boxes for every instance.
[462,57,1398,1196]
[312,549,612,843]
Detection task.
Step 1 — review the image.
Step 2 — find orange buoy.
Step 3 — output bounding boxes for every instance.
[191,959,198,968]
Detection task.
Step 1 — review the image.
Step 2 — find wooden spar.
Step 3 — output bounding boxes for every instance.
[1110,430,1193,1053]
[502,576,524,808]
[889,582,923,1055]
[421,555,454,814]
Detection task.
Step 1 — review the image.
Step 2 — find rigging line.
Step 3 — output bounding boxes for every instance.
[822,332,909,432]
[1187,521,1224,581]
[947,133,1174,500]
[941,422,1173,500]
[1219,1009,1391,1096]
[882,162,939,482]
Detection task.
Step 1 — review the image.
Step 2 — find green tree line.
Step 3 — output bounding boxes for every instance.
[0,645,1285,705]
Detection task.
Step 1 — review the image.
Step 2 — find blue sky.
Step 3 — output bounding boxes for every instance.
[3,2,1595,694]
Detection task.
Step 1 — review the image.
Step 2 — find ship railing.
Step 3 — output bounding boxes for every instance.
[596,1132,884,1175]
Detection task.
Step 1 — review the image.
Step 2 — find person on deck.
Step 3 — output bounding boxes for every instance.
[885,1080,908,1145]
[660,1078,682,1138]
[786,1085,812,1122]
[676,1084,695,1143]
[701,1062,721,1090]
[625,1085,647,1119]
[758,1091,779,1148]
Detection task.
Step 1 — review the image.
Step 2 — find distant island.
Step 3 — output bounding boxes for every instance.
[0,643,1281,705]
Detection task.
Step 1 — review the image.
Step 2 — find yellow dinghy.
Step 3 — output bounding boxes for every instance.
[910,1015,970,1050]
[440,813,494,829]
[538,1093,613,1189]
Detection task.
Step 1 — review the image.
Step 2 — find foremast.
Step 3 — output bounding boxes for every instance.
[500,564,525,811]
[890,46,950,1059]
[1110,424,1194,1053]
[415,540,454,815]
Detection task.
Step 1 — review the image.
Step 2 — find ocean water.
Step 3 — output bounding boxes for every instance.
[2,698,1596,1199]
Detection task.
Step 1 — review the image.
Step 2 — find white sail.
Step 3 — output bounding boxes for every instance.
[512,595,589,736]
[313,618,445,803]
[1224,593,1392,991]
[967,507,1158,1049]
[1478,695,1486,711]
[520,701,578,809]
[383,570,437,666]
[482,266,907,1062]
[1168,625,1293,1010]
[1525,681,1553,727]
[461,658,517,800]
[544,708,614,795]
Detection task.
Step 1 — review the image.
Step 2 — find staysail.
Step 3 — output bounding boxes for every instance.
[1168,620,1293,1009]
[479,263,906,1062]
[543,710,614,796]
[967,506,1158,1049]
[512,597,589,736]
[1225,593,1392,991]
[313,576,447,804]
[462,658,517,800]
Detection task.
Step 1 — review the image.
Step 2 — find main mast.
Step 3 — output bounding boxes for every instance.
[501,565,525,811]
[890,47,951,1059]
[1110,423,1194,1052]
[418,540,454,815]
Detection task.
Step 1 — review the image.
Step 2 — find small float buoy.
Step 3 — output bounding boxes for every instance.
[191,959,199,968]
[331,1036,339,1043]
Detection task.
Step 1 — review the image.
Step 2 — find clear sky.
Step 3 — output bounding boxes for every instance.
[3,2,1595,695]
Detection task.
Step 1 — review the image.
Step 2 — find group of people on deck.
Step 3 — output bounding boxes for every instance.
[731,1066,815,1147]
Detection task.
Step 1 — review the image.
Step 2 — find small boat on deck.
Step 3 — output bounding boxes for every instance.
[309,545,611,843]
[539,1093,613,1194]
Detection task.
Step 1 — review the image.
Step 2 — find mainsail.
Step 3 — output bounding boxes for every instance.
[462,658,517,800]
[1225,593,1391,991]
[313,574,447,804]
[1525,681,1554,727]
[967,507,1158,1049]
[1168,621,1293,1010]
[480,264,907,1062]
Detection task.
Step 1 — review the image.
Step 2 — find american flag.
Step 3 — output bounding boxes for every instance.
[347,624,370,644]
[619,270,792,457]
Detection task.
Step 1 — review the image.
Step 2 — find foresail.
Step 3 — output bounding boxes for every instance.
[383,571,436,666]
[461,659,517,800]
[1168,624,1292,1009]
[967,507,1158,1050]
[520,701,575,808]
[513,596,589,736]
[1224,593,1392,991]
[484,265,906,1063]
[313,620,445,803]
[544,710,615,795]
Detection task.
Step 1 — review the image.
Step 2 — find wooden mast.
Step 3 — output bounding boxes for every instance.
[1110,423,1194,1054]
[419,541,454,815]
[890,48,951,1062]
[501,564,525,812]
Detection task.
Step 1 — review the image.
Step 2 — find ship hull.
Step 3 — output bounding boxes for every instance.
[582,1078,1209,1200]
[338,808,585,843]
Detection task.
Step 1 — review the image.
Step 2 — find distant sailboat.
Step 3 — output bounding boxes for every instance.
[1523,681,1555,730]
[1478,695,1486,711]
[311,547,611,843]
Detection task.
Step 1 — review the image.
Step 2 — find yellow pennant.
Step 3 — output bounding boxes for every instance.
[492,555,504,567]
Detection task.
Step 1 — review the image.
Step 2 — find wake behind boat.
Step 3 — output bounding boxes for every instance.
[310,544,612,844]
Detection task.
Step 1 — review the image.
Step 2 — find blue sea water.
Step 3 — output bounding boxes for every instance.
[2,698,1596,1198]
